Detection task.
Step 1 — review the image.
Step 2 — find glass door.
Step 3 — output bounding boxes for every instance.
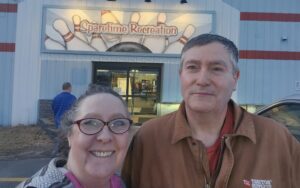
[95,69,128,95]
[128,69,159,124]
[93,62,161,125]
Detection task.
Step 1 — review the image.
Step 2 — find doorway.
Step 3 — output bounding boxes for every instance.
[93,62,162,125]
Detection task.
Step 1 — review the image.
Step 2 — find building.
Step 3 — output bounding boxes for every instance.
[0,0,299,126]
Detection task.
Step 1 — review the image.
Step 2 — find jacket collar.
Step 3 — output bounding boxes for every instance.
[231,101,257,144]
[171,102,192,144]
[171,100,257,145]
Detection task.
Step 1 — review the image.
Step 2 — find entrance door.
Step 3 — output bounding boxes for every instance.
[93,62,161,125]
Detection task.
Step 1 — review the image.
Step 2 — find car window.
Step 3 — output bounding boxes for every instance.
[259,103,300,141]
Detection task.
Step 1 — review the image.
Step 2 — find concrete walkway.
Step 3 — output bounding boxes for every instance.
[0,158,51,188]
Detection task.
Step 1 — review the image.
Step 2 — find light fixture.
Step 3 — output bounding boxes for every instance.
[145,0,151,2]
[107,0,116,1]
[180,0,187,4]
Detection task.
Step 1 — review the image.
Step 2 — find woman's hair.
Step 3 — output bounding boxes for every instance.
[58,84,129,157]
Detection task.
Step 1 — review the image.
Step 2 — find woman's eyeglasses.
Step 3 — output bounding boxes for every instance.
[74,118,132,135]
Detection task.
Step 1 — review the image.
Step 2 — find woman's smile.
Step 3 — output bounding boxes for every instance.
[90,150,115,158]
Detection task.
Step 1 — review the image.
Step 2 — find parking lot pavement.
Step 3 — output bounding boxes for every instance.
[0,158,51,188]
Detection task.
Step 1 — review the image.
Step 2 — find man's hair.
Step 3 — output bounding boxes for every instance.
[62,82,72,90]
[180,33,239,73]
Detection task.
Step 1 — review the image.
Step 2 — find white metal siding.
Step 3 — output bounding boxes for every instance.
[39,57,92,99]
[224,0,300,105]
[0,53,14,126]
[0,12,16,42]
[224,0,299,13]
[0,2,17,126]
[11,1,42,125]
[161,62,182,103]
[240,21,300,51]
[238,60,300,104]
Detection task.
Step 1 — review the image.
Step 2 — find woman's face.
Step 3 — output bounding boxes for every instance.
[67,93,130,180]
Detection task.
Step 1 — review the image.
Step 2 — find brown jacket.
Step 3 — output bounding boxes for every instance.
[122,101,300,188]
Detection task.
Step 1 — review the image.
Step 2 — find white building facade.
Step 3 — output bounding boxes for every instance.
[0,0,299,126]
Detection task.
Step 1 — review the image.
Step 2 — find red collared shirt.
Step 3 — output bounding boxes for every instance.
[207,104,234,176]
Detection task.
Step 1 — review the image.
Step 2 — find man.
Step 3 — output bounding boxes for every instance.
[51,82,76,157]
[122,34,300,188]
[52,82,76,128]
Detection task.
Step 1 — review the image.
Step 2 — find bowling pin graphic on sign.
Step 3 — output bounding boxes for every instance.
[52,19,97,51]
[101,10,121,44]
[120,12,142,43]
[44,35,66,50]
[90,32,108,52]
[142,13,168,53]
[163,24,195,54]
[72,15,89,43]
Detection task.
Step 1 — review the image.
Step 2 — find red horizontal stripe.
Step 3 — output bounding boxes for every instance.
[0,43,15,52]
[0,3,17,12]
[240,12,300,22]
[239,50,300,60]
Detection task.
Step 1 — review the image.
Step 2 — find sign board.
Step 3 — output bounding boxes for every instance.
[42,7,214,55]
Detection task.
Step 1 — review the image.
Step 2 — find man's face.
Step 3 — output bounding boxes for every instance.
[180,42,239,114]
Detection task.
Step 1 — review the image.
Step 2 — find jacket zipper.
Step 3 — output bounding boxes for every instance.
[204,177,210,188]
[206,108,244,187]
[210,136,227,187]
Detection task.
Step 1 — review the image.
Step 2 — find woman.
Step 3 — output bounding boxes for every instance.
[18,85,131,188]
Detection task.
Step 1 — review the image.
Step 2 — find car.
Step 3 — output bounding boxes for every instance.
[256,94,300,141]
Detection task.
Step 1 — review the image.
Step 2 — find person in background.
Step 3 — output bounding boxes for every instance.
[18,85,131,188]
[51,82,77,156]
[121,34,300,188]
[52,82,77,128]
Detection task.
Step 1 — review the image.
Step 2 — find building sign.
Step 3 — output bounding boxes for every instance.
[42,7,214,55]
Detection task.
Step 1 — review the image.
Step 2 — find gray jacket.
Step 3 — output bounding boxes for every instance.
[17,158,73,188]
